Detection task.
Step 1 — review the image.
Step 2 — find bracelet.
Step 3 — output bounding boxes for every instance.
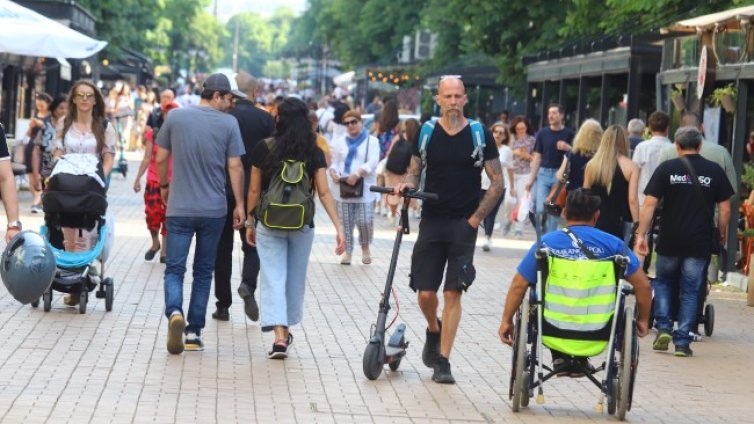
[160,182,169,189]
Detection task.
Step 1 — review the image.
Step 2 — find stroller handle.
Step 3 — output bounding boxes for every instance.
[369,185,439,201]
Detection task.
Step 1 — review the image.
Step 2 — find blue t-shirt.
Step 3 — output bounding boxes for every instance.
[534,126,575,169]
[516,225,639,284]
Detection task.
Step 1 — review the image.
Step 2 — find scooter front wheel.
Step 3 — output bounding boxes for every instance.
[363,341,385,380]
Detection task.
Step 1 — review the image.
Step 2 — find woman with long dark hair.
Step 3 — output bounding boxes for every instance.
[246,97,345,360]
[375,99,400,217]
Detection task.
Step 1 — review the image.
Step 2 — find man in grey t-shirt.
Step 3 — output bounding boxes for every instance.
[156,72,246,354]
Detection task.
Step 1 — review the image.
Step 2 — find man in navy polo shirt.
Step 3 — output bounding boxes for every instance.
[526,104,575,234]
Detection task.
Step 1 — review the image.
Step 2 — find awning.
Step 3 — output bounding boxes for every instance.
[666,5,754,33]
[57,57,71,81]
[0,0,107,59]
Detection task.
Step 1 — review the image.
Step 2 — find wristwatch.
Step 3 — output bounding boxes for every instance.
[7,220,22,231]
[244,219,256,229]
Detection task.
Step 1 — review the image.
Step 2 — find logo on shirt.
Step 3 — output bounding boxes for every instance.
[669,174,711,187]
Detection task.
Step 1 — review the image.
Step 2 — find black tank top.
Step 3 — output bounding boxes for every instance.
[593,163,631,239]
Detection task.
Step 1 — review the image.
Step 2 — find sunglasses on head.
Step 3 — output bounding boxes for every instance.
[343,119,359,126]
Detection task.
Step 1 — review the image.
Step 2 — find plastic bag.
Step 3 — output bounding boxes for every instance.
[516,192,530,223]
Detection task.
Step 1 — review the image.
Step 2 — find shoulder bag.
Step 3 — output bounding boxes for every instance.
[339,137,369,198]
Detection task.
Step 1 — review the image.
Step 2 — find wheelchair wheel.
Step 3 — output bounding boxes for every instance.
[520,372,530,407]
[617,306,635,421]
[703,304,714,336]
[511,295,530,412]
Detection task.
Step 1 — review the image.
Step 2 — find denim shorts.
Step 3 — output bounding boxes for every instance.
[410,217,477,292]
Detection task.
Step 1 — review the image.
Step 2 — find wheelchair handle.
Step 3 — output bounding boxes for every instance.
[369,185,439,201]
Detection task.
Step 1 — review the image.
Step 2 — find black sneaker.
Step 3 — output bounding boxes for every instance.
[432,356,456,384]
[237,284,259,322]
[268,333,293,359]
[653,330,672,351]
[212,307,229,321]
[422,320,442,368]
[185,332,204,351]
[674,345,693,357]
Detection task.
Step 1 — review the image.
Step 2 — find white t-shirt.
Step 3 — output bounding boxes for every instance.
[328,134,381,203]
[482,144,513,190]
[632,135,671,207]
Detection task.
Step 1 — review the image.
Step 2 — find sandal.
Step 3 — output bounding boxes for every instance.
[145,246,160,261]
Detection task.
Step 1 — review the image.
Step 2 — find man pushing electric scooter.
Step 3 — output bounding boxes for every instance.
[372,77,503,384]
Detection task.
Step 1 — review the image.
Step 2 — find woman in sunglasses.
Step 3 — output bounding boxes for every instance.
[328,110,380,265]
[52,80,117,305]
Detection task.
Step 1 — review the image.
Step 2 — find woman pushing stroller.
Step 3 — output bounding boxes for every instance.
[50,80,116,305]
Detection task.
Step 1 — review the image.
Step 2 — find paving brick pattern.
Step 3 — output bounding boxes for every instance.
[0,158,752,423]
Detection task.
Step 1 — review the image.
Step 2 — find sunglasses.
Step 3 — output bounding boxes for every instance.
[75,92,95,100]
[343,119,360,126]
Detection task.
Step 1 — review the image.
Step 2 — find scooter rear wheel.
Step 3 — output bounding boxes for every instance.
[363,342,385,380]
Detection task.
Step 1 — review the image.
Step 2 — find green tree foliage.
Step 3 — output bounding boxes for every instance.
[76,0,163,60]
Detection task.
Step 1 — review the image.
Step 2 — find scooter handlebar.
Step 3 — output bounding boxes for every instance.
[369,185,439,201]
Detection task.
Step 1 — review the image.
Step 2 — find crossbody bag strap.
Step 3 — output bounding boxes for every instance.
[562,227,597,260]
[679,156,714,223]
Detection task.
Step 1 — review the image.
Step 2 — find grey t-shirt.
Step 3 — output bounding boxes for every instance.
[157,105,245,218]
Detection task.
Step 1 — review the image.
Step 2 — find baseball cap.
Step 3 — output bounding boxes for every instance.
[203,72,247,99]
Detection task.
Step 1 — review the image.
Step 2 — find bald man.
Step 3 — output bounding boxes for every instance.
[396,77,504,383]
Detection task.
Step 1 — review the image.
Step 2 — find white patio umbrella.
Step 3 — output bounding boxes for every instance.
[0,0,107,59]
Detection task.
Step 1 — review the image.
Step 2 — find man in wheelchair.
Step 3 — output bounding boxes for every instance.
[499,189,651,377]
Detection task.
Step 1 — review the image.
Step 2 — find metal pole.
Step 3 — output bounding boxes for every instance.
[232,18,240,73]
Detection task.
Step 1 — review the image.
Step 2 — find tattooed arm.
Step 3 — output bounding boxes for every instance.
[394,155,422,194]
[469,158,504,229]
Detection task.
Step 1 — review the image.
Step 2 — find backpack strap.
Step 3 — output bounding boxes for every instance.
[418,120,436,192]
[468,119,486,167]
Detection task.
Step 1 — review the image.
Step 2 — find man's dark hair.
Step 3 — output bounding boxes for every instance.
[681,111,701,129]
[647,111,670,133]
[675,126,703,150]
[548,103,564,114]
[420,112,432,125]
[200,89,227,101]
[564,189,601,222]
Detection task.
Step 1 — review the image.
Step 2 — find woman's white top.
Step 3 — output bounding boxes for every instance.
[328,134,380,203]
[54,122,117,160]
[481,144,513,191]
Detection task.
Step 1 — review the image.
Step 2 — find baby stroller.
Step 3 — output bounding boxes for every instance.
[33,154,115,314]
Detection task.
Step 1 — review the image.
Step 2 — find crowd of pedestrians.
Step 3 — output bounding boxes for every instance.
[0,68,741,389]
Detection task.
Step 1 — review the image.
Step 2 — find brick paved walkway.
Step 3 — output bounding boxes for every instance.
[0,158,752,423]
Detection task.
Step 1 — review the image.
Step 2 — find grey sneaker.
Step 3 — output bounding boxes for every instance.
[237,285,259,322]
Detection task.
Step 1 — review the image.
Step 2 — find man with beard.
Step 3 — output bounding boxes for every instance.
[395,76,503,383]
[156,72,246,354]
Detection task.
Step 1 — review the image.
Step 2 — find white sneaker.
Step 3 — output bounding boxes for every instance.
[493,222,501,231]
[482,238,492,252]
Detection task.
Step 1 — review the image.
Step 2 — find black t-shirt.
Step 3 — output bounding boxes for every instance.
[226,100,275,197]
[0,124,9,159]
[145,106,163,130]
[412,122,499,219]
[534,126,575,169]
[250,140,327,192]
[645,154,734,258]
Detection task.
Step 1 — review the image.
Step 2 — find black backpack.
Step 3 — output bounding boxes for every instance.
[385,136,412,174]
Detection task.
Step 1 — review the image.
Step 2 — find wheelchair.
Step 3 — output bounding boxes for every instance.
[509,249,639,420]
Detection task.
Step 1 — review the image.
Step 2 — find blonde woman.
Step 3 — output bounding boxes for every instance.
[555,119,603,190]
[583,125,639,239]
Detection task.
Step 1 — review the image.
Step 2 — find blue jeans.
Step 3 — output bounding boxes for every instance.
[534,167,560,234]
[256,224,315,331]
[164,216,225,335]
[652,255,707,347]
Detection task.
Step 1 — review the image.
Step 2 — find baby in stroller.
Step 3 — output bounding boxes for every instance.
[40,153,114,313]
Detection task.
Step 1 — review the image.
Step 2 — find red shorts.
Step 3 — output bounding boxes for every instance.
[144,180,167,236]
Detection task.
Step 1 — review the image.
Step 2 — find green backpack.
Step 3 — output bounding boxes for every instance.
[257,139,315,230]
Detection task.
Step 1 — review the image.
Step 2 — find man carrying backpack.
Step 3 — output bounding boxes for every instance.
[395,76,503,383]
[156,72,246,354]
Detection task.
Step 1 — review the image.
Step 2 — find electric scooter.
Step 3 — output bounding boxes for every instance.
[362,185,438,380]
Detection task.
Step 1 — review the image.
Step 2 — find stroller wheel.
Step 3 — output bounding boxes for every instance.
[43,289,52,312]
[79,291,88,314]
[703,304,715,336]
[104,278,114,312]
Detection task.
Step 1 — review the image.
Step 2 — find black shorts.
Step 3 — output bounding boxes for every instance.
[410,217,477,292]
